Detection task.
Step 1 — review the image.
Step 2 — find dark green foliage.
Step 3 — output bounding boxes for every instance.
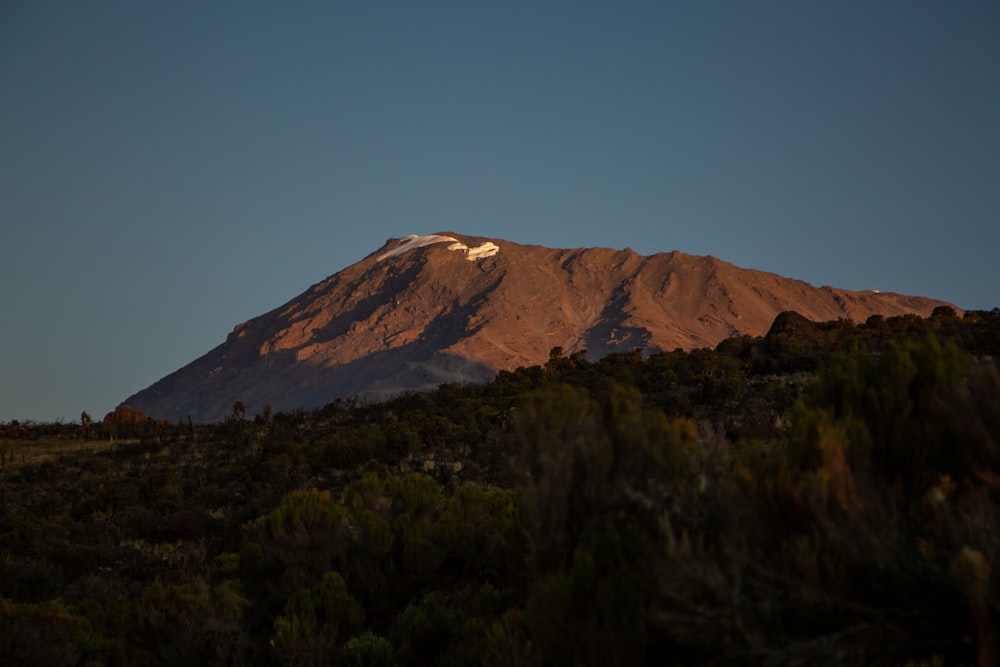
[271,571,361,666]
[436,484,520,581]
[339,631,397,667]
[524,522,651,666]
[805,335,1000,505]
[2,309,999,665]
[391,591,458,665]
[0,597,96,667]
[256,489,351,603]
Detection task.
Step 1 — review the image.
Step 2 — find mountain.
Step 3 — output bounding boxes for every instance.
[123,233,956,422]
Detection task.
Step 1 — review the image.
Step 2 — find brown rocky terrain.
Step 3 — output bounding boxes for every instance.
[123,232,956,422]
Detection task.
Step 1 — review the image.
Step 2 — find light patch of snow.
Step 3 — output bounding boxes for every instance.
[379,234,500,262]
[377,234,459,260]
[453,241,500,260]
[470,242,499,260]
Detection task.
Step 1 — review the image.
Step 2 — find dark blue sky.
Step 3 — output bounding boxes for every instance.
[2,1,998,421]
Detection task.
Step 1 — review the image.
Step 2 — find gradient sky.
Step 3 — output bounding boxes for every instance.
[2,1,998,422]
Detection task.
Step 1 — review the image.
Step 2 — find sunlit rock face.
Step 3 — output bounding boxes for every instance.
[122,231,955,422]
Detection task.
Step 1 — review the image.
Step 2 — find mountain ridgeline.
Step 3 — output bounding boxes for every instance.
[124,233,954,422]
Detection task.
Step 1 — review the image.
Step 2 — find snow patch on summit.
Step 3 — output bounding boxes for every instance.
[378,234,499,262]
[448,241,500,260]
[377,234,458,260]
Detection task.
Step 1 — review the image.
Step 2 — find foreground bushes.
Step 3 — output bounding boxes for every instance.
[1,310,998,665]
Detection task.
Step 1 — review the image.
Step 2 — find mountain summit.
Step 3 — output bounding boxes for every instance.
[124,233,954,422]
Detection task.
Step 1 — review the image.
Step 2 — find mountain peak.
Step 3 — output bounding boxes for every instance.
[123,234,957,422]
[376,233,500,262]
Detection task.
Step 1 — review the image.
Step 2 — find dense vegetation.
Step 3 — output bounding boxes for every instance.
[1,307,998,666]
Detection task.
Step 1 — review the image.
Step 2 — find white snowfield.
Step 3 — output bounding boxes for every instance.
[448,241,500,260]
[377,234,499,261]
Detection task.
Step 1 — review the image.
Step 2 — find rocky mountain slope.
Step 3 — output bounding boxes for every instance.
[123,233,955,422]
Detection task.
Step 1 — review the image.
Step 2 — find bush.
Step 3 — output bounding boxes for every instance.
[271,571,362,667]
[339,631,397,667]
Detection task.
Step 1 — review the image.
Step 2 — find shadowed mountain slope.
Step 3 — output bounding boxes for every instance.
[123,233,955,421]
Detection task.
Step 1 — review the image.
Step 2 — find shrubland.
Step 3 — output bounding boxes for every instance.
[0,307,998,666]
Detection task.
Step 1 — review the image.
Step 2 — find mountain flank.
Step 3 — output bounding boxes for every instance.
[124,233,955,422]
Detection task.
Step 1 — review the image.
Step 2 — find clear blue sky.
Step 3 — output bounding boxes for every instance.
[2,1,998,422]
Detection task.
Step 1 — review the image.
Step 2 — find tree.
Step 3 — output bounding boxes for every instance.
[271,572,362,667]
[258,490,350,577]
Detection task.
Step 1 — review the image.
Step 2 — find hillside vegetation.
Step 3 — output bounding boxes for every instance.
[1,307,998,666]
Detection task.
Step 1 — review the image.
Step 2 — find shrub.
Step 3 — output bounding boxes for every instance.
[339,631,397,667]
[271,571,362,667]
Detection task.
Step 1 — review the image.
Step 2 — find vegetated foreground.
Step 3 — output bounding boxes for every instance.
[1,307,998,666]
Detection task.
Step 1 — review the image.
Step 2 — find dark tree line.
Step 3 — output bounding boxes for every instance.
[0,308,999,665]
